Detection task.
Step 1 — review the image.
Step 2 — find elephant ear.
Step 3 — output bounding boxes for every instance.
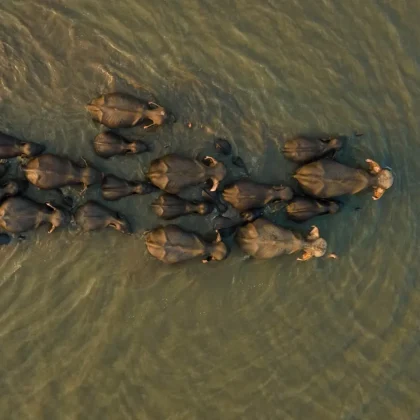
[297,250,313,261]
[366,159,382,174]
[213,231,222,243]
[202,156,218,167]
[306,225,320,241]
[372,187,385,200]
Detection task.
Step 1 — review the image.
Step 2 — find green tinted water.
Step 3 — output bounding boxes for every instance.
[0,1,419,418]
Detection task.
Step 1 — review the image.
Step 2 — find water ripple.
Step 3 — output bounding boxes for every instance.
[1,0,420,419]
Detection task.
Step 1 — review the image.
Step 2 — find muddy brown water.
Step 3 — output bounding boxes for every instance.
[1,1,420,419]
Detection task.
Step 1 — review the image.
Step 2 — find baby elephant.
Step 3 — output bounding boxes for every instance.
[223,179,293,211]
[87,92,167,129]
[74,201,132,233]
[93,132,149,158]
[151,194,214,220]
[282,136,343,164]
[101,175,158,201]
[0,197,70,233]
[145,225,228,264]
[23,154,103,190]
[294,158,394,200]
[236,218,328,261]
[286,197,340,222]
[147,154,227,194]
[0,132,45,158]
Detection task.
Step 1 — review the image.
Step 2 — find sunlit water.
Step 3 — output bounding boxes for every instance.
[1,1,420,419]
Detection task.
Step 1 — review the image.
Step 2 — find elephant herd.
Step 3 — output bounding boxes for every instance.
[0,92,394,264]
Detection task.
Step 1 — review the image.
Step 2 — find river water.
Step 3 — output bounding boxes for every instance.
[1,1,419,419]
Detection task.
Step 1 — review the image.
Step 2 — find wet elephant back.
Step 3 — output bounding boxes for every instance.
[146,225,206,263]
[93,132,126,157]
[237,219,303,259]
[94,109,143,129]
[162,156,207,191]
[283,137,327,163]
[148,156,207,193]
[25,155,81,188]
[89,94,146,128]
[223,181,271,211]
[0,197,44,232]
[101,93,146,111]
[296,160,370,198]
[151,194,189,219]
[286,197,328,221]
[75,203,114,231]
[101,175,133,200]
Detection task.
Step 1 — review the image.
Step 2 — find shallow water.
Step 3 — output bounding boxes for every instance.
[1,1,420,419]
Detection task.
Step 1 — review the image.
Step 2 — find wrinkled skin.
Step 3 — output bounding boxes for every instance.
[151,194,214,220]
[286,197,340,222]
[0,132,45,158]
[147,154,226,194]
[294,159,394,199]
[0,197,70,233]
[236,218,327,261]
[101,175,158,201]
[145,225,227,264]
[223,179,294,211]
[87,93,167,129]
[23,154,103,189]
[282,136,343,164]
[93,132,148,158]
[74,201,131,233]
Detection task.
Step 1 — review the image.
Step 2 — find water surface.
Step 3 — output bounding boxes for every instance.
[1,1,420,419]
